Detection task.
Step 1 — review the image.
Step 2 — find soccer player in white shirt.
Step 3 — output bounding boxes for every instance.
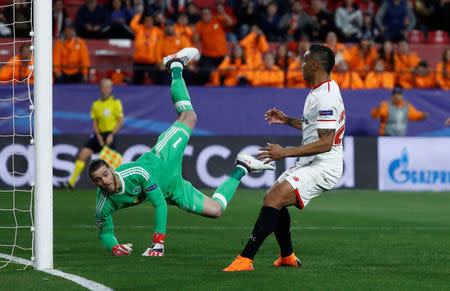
[224,44,346,271]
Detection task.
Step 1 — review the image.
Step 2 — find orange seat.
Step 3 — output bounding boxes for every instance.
[427,30,450,44]
[408,30,425,44]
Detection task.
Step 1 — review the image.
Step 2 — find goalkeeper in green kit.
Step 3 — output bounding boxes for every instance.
[89,48,275,257]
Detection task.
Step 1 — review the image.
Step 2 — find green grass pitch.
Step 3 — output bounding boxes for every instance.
[1,189,450,290]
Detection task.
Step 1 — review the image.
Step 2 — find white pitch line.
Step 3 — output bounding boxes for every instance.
[76,225,450,231]
[0,253,113,291]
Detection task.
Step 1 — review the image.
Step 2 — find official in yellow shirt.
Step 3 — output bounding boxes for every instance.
[62,78,124,189]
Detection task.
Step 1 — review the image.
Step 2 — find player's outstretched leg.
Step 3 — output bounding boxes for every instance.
[163,48,200,118]
[273,207,301,267]
[203,153,276,218]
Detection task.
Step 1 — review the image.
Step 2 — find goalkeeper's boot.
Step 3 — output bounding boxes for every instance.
[273,253,302,268]
[236,153,275,174]
[60,181,73,190]
[163,47,200,69]
[223,255,254,271]
[142,242,164,257]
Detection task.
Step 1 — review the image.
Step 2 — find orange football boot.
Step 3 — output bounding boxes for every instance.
[223,255,254,271]
[273,253,302,267]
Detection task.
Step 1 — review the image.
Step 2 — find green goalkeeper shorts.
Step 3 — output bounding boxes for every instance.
[167,178,206,214]
[150,122,206,214]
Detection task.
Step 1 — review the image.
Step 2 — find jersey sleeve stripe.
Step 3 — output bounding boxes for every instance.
[118,167,150,179]
[120,168,151,180]
[96,193,107,215]
[175,126,190,139]
[154,128,178,157]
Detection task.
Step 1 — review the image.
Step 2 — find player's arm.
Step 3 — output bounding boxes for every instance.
[92,118,105,147]
[257,130,334,162]
[95,191,133,256]
[90,103,104,147]
[258,106,338,162]
[142,182,168,256]
[144,184,167,235]
[97,214,119,252]
[264,107,302,131]
[111,115,124,135]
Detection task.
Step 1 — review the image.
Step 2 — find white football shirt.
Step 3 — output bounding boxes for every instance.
[298,79,345,165]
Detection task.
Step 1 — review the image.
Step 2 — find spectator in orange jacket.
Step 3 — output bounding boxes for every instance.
[394,39,421,89]
[371,85,428,136]
[174,13,194,47]
[210,44,248,87]
[155,20,191,84]
[286,58,308,88]
[130,12,163,85]
[324,31,347,64]
[364,59,396,89]
[331,60,365,89]
[343,33,377,78]
[0,44,34,84]
[436,48,450,90]
[245,52,285,87]
[286,40,310,88]
[212,0,237,41]
[274,42,293,70]
[376,40,395,72]
[194,7,231,84]
[240,25,269,68]
[413,61,436,88]
[53,24,90,83]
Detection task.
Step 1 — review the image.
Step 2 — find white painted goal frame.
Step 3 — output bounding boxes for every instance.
[33,0,53,270]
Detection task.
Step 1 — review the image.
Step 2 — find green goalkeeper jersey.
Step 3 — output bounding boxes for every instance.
[95,152,172,251]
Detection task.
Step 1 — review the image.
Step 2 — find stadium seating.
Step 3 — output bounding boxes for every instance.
[408,30,426,44]
[192,0,216,8]
[427,30,450,44]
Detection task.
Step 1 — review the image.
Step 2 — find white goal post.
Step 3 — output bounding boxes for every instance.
[33,0,53,270]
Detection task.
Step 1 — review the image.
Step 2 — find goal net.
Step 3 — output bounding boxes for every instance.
[0,0,34,269]
[0,0,52,270]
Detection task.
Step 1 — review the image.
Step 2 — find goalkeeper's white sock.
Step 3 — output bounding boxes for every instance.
[170,66,193,114]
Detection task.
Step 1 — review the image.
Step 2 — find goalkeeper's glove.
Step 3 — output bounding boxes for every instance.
[112,243,133,256]
[142,233,165,257]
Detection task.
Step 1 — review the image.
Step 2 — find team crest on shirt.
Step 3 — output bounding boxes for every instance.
[103,108,111,117]
[132,186,142,194]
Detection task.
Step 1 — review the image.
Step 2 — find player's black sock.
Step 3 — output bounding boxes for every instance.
[274,207,294,257]
[241,206,280,260]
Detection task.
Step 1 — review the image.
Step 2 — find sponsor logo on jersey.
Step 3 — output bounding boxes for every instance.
[319,110,333,116]
[293,176,299,181]
[132,186,142,194]
[145,184,157,192]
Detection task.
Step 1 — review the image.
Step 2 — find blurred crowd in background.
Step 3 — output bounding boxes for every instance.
[0,0,448,88]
